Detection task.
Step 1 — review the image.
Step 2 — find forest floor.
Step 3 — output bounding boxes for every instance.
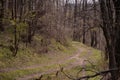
[0,41,105,80]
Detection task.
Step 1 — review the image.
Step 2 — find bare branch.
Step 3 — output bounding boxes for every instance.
[76,68,119,80]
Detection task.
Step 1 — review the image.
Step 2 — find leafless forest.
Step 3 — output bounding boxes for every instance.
[0,0,120,80]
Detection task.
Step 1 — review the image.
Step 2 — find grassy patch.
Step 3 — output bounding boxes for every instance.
[0,64,58,80]
[39,64,103,80]
[0,40,77,80]
[0,69,35,80]
[0,41,105,80]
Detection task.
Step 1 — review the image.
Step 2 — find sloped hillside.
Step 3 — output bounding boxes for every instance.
[0,41,105,80]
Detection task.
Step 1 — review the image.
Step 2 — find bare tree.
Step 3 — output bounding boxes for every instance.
[90,0,98,47]
[99,0,120,79]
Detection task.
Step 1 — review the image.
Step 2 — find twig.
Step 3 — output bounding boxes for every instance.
[62,69,76,80]
[84,60,99,73]
[76,67,85,78]
[59,65,76,80]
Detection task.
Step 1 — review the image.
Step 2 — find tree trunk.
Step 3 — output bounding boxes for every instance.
[0,0,4,31]
[73,0,78,41]
[99,0,120,79]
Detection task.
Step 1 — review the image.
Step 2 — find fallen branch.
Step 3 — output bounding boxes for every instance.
[76,68,119,80]
[61,68,119,80]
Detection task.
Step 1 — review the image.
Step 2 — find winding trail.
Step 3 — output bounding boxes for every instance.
[0,43,95,80]
[17,46,92,80]
[0,47,84,73]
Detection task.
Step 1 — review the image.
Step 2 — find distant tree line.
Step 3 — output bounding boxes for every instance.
[0,0,72,56]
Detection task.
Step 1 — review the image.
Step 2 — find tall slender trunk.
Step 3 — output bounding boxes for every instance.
[91,0,97,47]
[73,0,78,41]
[82,0,87,44]
[13,0,18,56]
[0,0,4,31]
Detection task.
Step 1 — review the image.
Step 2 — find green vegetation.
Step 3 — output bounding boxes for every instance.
[0,36,75,68]
[37,66,102,80]
[0,41,104,80]
[0,39,76,80]
[1,0,120,79]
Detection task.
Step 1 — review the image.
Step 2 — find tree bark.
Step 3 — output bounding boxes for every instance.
[99,0,120,79]
[0,0,4,31]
